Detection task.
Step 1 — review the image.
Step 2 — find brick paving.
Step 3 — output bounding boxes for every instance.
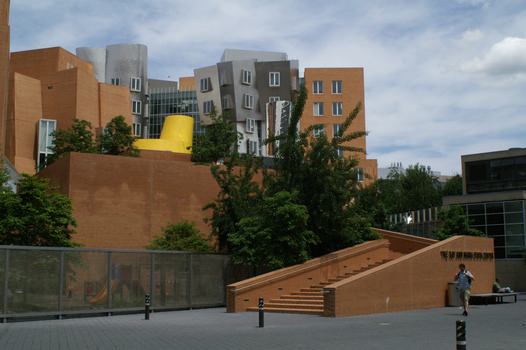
[0,294,525,349]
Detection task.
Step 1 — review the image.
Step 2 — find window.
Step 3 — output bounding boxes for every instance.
[333,124,343,137]
[313,102,324,116]
[242,70,252,85]
[200,77,211,92]
[332,102,343,116]
[313,125,324,138]
[244,94,254,109]
[132,100,142,114]
[222,95,233,109]
[246,118,256,133]
[355,167,364,182]
[313,81,323,94]
[332,80,342,94]
[269,96,280,103]
[269,72,280,87]
[202,100,212,115]
[248,140,258,154]
[335,147,344,159]
[111,78,120,86]
[133,123,141,137]
[130,77,142,92]
[38,119,57,167]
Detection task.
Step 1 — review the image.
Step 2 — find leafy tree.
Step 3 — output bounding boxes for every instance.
[98,116,140,157]
[441,174,463,197]
[191,107,242,164]
[0,173,79,247]
[434,205,483,240]
[228,191,316,269]
[145,220,214,252]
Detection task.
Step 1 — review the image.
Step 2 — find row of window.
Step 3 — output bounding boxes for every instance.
[312,80,342,94]
[313,102,344,116]
[200,72,281,92]
[313,124,343,138]
[111,77,142,92]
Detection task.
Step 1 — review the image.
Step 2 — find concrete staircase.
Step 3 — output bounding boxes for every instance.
[247,258,393,316]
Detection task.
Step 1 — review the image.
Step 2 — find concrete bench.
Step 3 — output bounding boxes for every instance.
[471,292,518,305]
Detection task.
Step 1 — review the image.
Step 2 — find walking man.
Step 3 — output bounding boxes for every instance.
[455,263,474,316]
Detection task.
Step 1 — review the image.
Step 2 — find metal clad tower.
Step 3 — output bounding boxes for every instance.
[76,47,106,83]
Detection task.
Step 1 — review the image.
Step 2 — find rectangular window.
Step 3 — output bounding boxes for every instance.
[269,72,280,87]
[269,96,280,103]
[248,140,258,154]
[313,124,324,138]
[133,123,141,137]
[313,102,324,116]
[355,167,364,182]
[200,77,211,92]
[333,124,343,137]
[335,147,344,159]
[38,119,57,167]
[111,78,120,86]
[202,100,212,115]
[244,94,254,109]
[242,70,252,85]
[313,81,323,94]
[332,80,342,94]
[332,102,343,116]
[132,100,142,114]
[222,95,233,109]
[246,118,256,133]
[130,77,142,92]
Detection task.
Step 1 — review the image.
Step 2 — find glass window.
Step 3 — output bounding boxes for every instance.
[222,95,233,109]
[244,94,254,109]
[130,77,142,92]
[355,168,364,182]
[246,119,256,133]
[132,100,142,114]
[200,77,211,92]
[111,77,120,85]
[313,102,324,116]
[332,102,343,116]
[505,212,524,224]
[505,201,523,212]
[332,80,342,94]
[269,72,280,87]
[486,202,503,214]
[506,234,525,246]
[335,147,344,159]
[487,213,504,225]
[505,223,524,236]
[486,224,504,236]
[313,81,323,94]
[467,203,485,215]
[506,246,525,258]
[333,124,343,138]
[242,70,252,85]
[38,119,57,167]
[468,215,486,226]
[202,100,212,115]
[269,96,280,103]
[494,247,505,259]
[313,125,324,138]
[493,235,506,246]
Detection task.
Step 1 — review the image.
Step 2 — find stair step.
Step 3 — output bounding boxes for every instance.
[300,288,323,293]
[271,298,323,305]
[291,291,322,296]
[265,302,323,310]
[247,307,323,315]
[281,294,323,300]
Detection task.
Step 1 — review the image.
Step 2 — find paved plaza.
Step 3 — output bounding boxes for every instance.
[0,294,525,349]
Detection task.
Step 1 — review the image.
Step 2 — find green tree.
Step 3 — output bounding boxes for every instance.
[191,108,241,164]
[98,116,140,157]
[434,205,483,240]
[441,174,463,197]
[42,118,97,168]
[145,220,214,252]
[0,173,79,247]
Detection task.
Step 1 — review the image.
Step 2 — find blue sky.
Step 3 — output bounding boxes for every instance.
[9,0,526,175]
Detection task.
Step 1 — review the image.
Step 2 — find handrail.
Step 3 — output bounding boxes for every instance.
[230,240,389,293]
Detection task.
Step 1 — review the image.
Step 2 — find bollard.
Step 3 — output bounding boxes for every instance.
[258,297,264,328]
[145,293,151,320]
[456,320,466,350]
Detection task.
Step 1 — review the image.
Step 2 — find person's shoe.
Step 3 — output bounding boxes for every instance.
[462,310,468,316]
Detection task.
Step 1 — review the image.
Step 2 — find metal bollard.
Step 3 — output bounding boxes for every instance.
[145,293,151,320]
[456,320,466,350]
[258,297,264,328]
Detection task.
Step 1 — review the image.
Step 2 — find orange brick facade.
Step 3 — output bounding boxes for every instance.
[4,47,132,174]
[0,0,9,156]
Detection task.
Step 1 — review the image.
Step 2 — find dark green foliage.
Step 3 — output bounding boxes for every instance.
[229,191,316,270]
[442,174,463,197]
[145,220,214,252]
[0,173,79,247]
[191,108,242,164]
[434,205,483,240]
[98,116,140,157]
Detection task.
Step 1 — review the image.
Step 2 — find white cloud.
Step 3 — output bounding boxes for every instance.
[461,29,484,43]
[462,37,526,75]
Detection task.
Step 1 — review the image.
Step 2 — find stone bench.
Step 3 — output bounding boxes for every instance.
[471,292,518,304]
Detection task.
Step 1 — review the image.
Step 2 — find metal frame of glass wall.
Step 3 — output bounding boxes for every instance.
[0,246,228,322]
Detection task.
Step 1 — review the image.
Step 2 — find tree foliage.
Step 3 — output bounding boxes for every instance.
[434,205,483,240]
[98,116,140,157]
[145,220,214,252]
[442,174,463,197]
[0,172,79,247]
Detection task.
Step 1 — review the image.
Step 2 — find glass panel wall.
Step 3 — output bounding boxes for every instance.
[191,254,226,306]
[154,253,190,308]
[111,252,152,309]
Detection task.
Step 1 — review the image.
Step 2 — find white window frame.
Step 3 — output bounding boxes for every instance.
[38,119,57,167]
[132,100,142,114]
[242,69,252,85]
[335,147,344,159]
[333,124,343,137]
[222,95,233,109]
[313,102,324,116]
[356,168,364,182]
[244,94,254,109]
[313,81,323,94]
[202,100,212,115]
[269,72,280,87]
[200,77,211,92]
[130,77,142,92]
[246,118,256,133]
[332,80,342,94]
[133,123,141,137]
[111,77,120,86]
[248,140,258,154]
[332,102,343,116]
[269,96,280,103]
[313,125,324,138]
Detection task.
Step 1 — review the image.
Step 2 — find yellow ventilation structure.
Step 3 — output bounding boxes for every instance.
[135,115,194,154]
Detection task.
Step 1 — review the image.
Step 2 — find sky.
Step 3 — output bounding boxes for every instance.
[8,0,526,175]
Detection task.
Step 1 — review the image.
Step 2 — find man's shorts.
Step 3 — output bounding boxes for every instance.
[459,288,471,302]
